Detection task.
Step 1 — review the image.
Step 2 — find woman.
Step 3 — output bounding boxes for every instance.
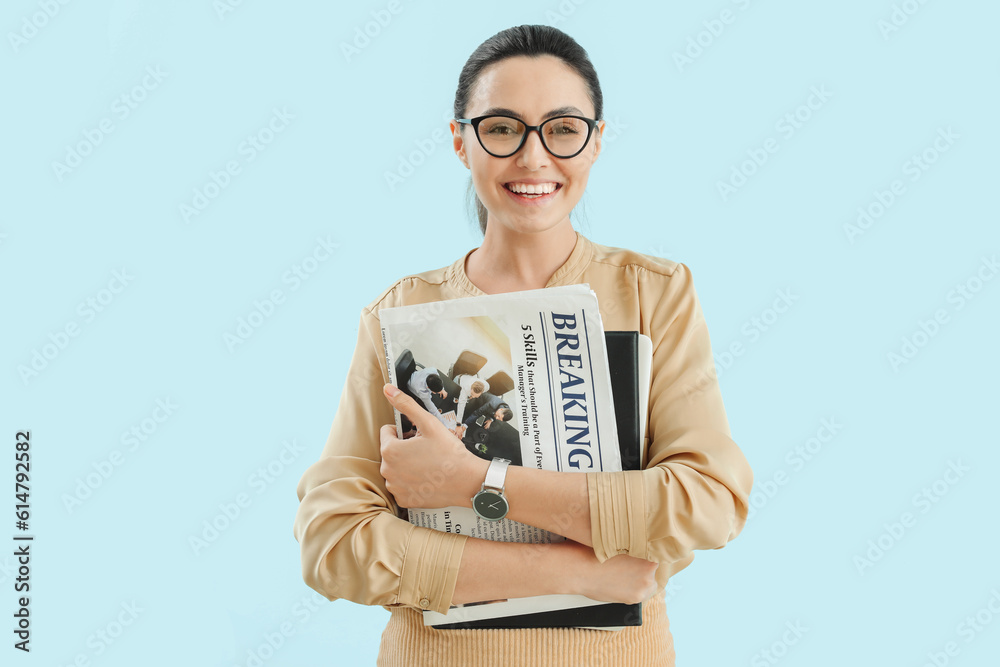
[293,24,754,666]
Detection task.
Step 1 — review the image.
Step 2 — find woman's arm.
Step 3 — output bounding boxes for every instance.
[294,309,470,616]
[379,392,594,546]
[451,537,658,606]
[294,307,644,616]
[380,262,754,594]
[584,262,753,568]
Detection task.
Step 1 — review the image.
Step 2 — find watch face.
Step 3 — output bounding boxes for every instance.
[473,490,508,521]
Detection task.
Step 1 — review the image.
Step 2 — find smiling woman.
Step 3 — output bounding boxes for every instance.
[293,24,753,667]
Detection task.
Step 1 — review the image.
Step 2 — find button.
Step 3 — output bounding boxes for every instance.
[419,598,430,609]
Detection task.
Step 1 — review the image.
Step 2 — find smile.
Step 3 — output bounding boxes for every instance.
[503,182,562,202]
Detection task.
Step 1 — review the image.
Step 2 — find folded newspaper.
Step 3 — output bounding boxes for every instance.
[379,284,624,627]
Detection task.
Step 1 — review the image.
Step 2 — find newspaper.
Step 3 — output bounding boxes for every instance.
[379,284,622,626]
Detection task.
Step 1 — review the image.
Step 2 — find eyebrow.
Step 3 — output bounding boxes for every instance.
[479,105,585,120]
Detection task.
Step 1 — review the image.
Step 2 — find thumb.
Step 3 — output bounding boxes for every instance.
[383,383,440,433]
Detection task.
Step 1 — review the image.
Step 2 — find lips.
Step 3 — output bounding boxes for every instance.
[503,182,562,202]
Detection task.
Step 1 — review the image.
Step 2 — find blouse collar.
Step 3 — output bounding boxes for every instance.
[448,231,594,297]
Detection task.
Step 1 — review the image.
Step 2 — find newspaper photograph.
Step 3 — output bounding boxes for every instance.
[379,284,623,626]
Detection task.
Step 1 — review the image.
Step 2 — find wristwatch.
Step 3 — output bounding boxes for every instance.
[471,458,511,521]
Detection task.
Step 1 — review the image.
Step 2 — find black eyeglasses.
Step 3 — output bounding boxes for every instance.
[455,114,601,159]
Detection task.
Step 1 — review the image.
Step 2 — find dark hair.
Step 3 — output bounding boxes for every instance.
[499,407,513,422]
[453,25,603,236]
[426,374,443,393]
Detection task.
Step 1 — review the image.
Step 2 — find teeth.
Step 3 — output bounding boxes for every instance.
[505,182,558,195]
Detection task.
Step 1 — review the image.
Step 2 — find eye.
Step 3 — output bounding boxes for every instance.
[548,123,580,135]
[485,124,516,135]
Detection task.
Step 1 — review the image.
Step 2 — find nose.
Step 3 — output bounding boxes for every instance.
[516,128,549,169]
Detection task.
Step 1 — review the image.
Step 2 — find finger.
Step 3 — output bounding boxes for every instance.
[379,424,402,453]
[383,384,447,436]
[379,423,398,443]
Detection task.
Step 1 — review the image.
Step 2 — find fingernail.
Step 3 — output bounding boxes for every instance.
[385,384,400,397]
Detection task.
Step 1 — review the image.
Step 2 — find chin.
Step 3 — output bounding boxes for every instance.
[498,219,569,236]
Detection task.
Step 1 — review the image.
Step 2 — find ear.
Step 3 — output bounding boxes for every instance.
[590,120,605,164]
[451,120,470,169]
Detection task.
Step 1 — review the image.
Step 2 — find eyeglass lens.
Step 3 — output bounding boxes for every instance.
[477,116,590,157]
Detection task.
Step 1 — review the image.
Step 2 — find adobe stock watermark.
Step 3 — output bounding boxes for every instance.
[233,590,335,667]
[62,398,179,514]
[179,107,294,223]
[385,302,451,360]
[918,588,1000,667]
[7,0,73,54]
[223,235,339,352]
[51,65,168,182]
[340,0,405,63]
[214,0,249,21]
[886,254,997,372]
[189,439,305,555]
[17,268,134,386]
[542,0,589,26]
[751,620,808,666]
[673,0,757,73]
[843,126,959,245]
[878,0,933,41]
[0,555,20,588]
[663,579,682,604]
[717,85,832,202]
[647,244,673,259]
[385,111,454,192]
[600,116,628,146]
[57,600,143,666]
[684,288,799,398]
[592,241,661,324]
[853,459,969,575]
[747,418,843,521]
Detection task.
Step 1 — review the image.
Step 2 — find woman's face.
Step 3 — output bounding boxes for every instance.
[451,54,604,236]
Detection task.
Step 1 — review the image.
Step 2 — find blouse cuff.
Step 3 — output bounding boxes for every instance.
[397,525,469,615]
[586,470,648,562]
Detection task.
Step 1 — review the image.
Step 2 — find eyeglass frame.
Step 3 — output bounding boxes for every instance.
[455,114,602,159]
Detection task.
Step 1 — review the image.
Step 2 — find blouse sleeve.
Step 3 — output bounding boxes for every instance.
[292,308,469,615]
[585,262,754,572]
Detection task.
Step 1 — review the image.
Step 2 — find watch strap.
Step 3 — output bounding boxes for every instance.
[483,457,511,490]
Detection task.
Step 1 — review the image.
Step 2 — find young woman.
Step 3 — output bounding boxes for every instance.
[294,24,754,666]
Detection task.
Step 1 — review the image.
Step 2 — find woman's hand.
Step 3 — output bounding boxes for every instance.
[379,383,486,509]
[557,540,660,605]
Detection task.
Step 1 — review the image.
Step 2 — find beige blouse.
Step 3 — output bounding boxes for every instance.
[293,232,754,665]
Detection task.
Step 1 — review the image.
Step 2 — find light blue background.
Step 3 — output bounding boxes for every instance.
[3,1,998,665]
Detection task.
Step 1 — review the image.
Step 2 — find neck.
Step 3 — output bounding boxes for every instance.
[466,218,578,295]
